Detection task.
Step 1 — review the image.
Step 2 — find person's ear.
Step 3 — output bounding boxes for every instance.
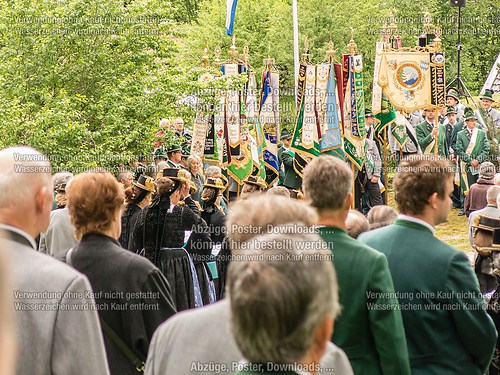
[344,193,352,211]
[34,186,50,214]
[312,315,334,361]
[428,192,438,210]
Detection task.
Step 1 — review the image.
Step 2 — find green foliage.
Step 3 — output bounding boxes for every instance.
[0,0,196,172]
[0,0,497,172]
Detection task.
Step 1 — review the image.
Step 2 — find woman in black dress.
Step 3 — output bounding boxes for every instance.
[201,178,226,245]
[129,168,212,311]
[65,171,176,375]
[119,175,155,249]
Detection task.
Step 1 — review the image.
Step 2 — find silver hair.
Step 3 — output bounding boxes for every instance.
[0,147,52,209]
[487,186,500,205]
[52,172,73,190]
[228,231,340,365]
[302,155,352,212]
[494,173,500,186]
[226,194,318,254]
[346,210,369,239]
[205,165,222,178]
[186,155,202,169]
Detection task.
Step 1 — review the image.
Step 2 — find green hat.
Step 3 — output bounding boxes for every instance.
[445,106,457,116]
[464,107,477,121]
[153,147,167,160]
[480,89,495,102]
[365,108,374,117]
[181,145,190,158]
[167,144,182,153]
[446,88,460,102]
[280,128,293,140]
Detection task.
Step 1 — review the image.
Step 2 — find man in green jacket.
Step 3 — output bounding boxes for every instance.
[359,155,497,374]
[416,107,448,157]
[455,107,490,191]
[302,155,410,375]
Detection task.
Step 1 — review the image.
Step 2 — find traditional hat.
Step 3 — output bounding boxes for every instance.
[472,215,500,231]
[471,215,500,256]
[167,144,182,153]
[464,107,477,121]
[446,88,460,102]
[243,175,267,189]
[445,106,457,116]
[55,183,67,192]
[181,144,191,158]
[132,175,156,193]
[479,162,496,180]
[162,168,190,182]
[365,108,374,117]
[153,147,167,160]
[203,177,226,191]
[480,89,495,102]
[280,128,293,140]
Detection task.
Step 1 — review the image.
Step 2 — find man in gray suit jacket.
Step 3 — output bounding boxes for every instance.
[145,195,353,375]
[0,147,109,375]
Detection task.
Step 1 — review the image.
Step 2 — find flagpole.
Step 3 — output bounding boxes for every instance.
[293,0,299,109]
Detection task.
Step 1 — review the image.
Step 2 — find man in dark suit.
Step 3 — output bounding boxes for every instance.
[0,146,109,375]
[277,128,292,186]
[359,155,497,375]
[166,144,182,168]
[303,155,410,375]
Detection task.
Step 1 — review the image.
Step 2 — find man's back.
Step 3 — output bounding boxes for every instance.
[2,231,109,375]
[318,226,410,375]
[145,299,353,375]
[39,207,77,258]
[359,220,497,374]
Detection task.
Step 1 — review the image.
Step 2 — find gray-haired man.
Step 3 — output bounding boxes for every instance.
[229,232,341,375]
[0,147,109,375]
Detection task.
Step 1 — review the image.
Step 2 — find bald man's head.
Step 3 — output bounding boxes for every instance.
[0,147,53,237]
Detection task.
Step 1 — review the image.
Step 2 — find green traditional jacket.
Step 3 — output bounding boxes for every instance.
[281,149,302,190]
[359,219,497,375]
[415,120,448,157]
[455,127,490,164]
[318,226,410,375]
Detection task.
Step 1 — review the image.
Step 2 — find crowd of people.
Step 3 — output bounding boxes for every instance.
[1,88,500,375]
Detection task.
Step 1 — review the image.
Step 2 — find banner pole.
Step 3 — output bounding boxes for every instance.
[292,0,299,110]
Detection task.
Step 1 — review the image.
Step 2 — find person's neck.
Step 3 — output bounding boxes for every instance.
[100,226,120,240]
[318,210,347,230]
[0,212,38,239]
[402,212,436,228]
[138,199,149,209]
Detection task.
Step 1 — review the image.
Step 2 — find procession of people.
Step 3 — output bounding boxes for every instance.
[2,3,500,375]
